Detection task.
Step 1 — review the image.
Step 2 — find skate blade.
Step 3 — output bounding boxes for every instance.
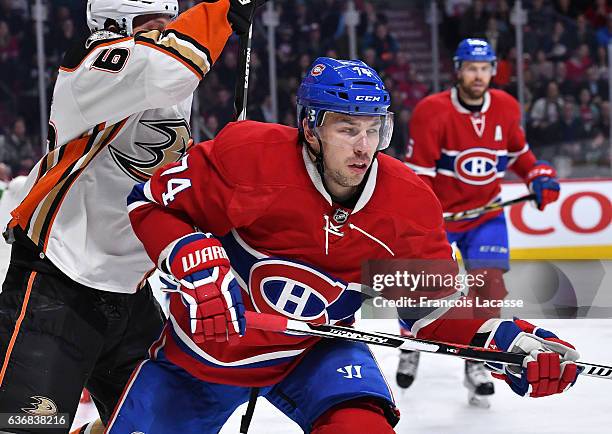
[467,391,491,409]
[396,373,416,390]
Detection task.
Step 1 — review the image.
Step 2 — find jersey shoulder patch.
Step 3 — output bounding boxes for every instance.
[488,88,519,106]
[488,89,521,118]
[210,121,301,185]
[422,90,452,108]
[413,90,452,119]
[60,31,130,71]
[375,153,443,225]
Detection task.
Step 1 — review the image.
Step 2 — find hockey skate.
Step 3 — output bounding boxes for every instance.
[464,360,495,408]
[396,350,420,389]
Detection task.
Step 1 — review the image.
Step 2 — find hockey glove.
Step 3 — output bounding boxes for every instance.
[526,161,560,211]
[483,318,580,397]
[165,233,246,344]
[227,0,268,35]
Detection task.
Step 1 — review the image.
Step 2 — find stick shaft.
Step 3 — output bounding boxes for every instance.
[234,24,253,121]
[245,311,612,380]
[444,194,536,221]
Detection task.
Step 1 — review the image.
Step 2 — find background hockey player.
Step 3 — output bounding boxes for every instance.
[108,57,579,434]
[400,38,562,408]
[0,1,263,432]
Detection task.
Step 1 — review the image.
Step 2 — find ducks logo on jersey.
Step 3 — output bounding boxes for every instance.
[109,119,190,182]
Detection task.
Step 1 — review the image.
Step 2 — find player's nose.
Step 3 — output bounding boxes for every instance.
[474,69,487,81]
[353,131,368,150]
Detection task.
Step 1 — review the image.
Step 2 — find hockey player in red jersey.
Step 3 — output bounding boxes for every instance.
[109,57,579,434]
[399,38,562,408]
[0,1,263,432]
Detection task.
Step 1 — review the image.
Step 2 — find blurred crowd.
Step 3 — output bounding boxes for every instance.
[0,0,609,183]
[0,0,87,181]
[442,0,611,168]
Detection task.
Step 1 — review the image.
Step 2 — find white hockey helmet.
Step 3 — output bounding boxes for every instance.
[87,0,179,35]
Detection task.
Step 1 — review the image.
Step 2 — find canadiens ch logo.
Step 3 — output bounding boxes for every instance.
[248,259,360,324]
[109,119,190,182]
[454,148,498,186]
[311,64,326,76]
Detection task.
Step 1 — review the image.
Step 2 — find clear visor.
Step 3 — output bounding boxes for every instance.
[314,111,394,152]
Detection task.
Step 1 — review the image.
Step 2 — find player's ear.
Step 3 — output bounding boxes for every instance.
[455,68,462,82]
[303,118,317,145]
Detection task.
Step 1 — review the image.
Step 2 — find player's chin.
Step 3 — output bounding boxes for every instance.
[344,172,366,187]
[468,85,487,99]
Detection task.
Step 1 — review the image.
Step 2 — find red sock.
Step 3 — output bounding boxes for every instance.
[311,399,397,434]
[470,268,507,319]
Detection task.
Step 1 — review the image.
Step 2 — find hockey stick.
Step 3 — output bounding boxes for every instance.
[234,23,253,121]
[245,311,612,380]
[443,194,536,222]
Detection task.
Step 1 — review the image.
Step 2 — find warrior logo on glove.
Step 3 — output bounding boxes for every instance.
[166,233,246,344]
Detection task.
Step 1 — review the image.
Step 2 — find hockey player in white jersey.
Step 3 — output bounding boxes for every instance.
[0,1,263,432]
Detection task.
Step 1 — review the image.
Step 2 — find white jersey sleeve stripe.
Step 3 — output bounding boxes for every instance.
[405,162,437,177]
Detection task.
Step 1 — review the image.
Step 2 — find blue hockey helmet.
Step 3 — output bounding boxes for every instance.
[453,38,497,74]
[297,57,393,151]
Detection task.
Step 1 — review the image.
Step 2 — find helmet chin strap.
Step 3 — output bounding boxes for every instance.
[303,129,328,189]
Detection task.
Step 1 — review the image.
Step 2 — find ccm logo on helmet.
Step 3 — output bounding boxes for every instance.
[454,148,498,185]
[355,95,381,101]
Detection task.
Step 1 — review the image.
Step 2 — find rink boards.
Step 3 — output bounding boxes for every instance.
[502,179,612,259]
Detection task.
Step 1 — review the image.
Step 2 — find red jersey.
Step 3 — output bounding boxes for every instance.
[406,87,536,232]
[128,120,486,387]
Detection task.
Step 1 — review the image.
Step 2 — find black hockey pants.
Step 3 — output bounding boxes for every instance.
[0,240,165,433]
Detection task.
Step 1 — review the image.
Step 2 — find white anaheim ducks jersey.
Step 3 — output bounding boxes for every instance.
[10,1,234,292]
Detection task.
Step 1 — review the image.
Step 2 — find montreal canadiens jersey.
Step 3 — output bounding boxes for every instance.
[9,2,233,292]
[406,87,536,232]
[128,120,487,387]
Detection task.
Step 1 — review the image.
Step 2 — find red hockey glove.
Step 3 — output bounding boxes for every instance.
[165,233,246,344]
[525,161,560,211]
[483,318,580,397]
